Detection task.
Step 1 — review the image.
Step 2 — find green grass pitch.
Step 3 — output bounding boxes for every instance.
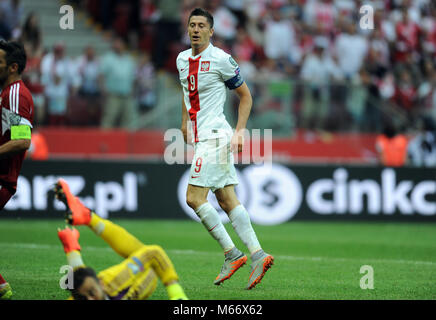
[1,219,435,300]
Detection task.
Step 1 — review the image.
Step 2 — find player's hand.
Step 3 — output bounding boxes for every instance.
[231,130,244,153]
[57,226,81,253]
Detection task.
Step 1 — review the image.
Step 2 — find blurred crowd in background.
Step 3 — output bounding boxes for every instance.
[1,0,436,165]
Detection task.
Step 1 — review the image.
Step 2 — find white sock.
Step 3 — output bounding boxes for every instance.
[228,205,261,256]
[195,202,235,252]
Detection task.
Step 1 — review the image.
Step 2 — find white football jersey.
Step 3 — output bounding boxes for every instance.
[177,43,244,143]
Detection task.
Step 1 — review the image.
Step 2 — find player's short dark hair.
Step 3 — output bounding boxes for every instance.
[188,8,214,28]
[69,267,99,300]
[0,40,27,74]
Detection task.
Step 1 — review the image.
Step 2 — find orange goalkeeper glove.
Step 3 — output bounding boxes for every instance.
[58,227,81,253]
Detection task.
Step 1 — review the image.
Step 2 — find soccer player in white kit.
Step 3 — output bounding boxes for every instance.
[177,8,273,290]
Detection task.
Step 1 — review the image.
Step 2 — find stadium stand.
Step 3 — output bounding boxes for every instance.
[3,0,436,164]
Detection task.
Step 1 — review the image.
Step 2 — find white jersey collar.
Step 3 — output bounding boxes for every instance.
[191,42,213,59]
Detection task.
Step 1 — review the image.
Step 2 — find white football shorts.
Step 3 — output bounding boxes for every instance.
[188,136,239,192]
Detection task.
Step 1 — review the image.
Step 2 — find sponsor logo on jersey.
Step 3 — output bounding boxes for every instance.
[200,61,210,72]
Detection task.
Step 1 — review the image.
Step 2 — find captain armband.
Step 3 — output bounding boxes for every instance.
[224,68,244,90]
[10,125,31,140]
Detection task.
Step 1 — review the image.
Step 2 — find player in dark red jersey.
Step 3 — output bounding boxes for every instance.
[0,40,34,300]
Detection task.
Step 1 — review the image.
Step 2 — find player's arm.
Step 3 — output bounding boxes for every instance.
[0,121,32,158]
[58,227,84,300]
[181,98,193,145]
[221,54,252,153]
[181,98,188,143]
[0,138,30,159]
[58,227,85,269]
[0,96,33,158]
[232,82,253,153]
[234,82,253,132]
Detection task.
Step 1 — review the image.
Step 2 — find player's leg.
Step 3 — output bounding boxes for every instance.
[101,94,121,129]
[215,185,262,255]
[0,273,12,300]
[0,185,15,210]
[0,186,15,299]
[186,184,247,285]
[186,184,237,253]
[87,213,145,259]
[120,96,137,130]
[215,185,274,289]
[302,86,315,129]
[54,179,144,258]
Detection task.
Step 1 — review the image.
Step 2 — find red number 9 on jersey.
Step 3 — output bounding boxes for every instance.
[189,74,196,91]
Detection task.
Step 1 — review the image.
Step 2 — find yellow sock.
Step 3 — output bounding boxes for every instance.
[88,213,144,258]
[167,282,188,300]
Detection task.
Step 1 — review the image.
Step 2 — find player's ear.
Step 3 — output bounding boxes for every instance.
[209,27,214,37]
[8,62,18,74]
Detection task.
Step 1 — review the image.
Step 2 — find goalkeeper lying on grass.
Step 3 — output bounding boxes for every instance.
[54,178,188,300]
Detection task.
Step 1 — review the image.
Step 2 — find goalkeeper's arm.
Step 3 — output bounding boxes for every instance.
[58,227,85,269]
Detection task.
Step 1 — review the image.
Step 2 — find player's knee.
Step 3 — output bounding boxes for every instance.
[132,245,148,258]
[148,244,163,253]
[218,198,240,214]
[186,194,201,210]
[186,197,195,209]
[137,244,163,253]
[134,245,165,262]
[143,245,165,258]
[217,199,231,213]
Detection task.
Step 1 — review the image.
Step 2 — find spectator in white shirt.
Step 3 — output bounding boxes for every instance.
[263,7,297,63]
[40,42,80,126]
[208,0,238,41]
[76,46,102,97]
[75,45,103,126]
[335,20,369,79]
[300,37,337,130]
